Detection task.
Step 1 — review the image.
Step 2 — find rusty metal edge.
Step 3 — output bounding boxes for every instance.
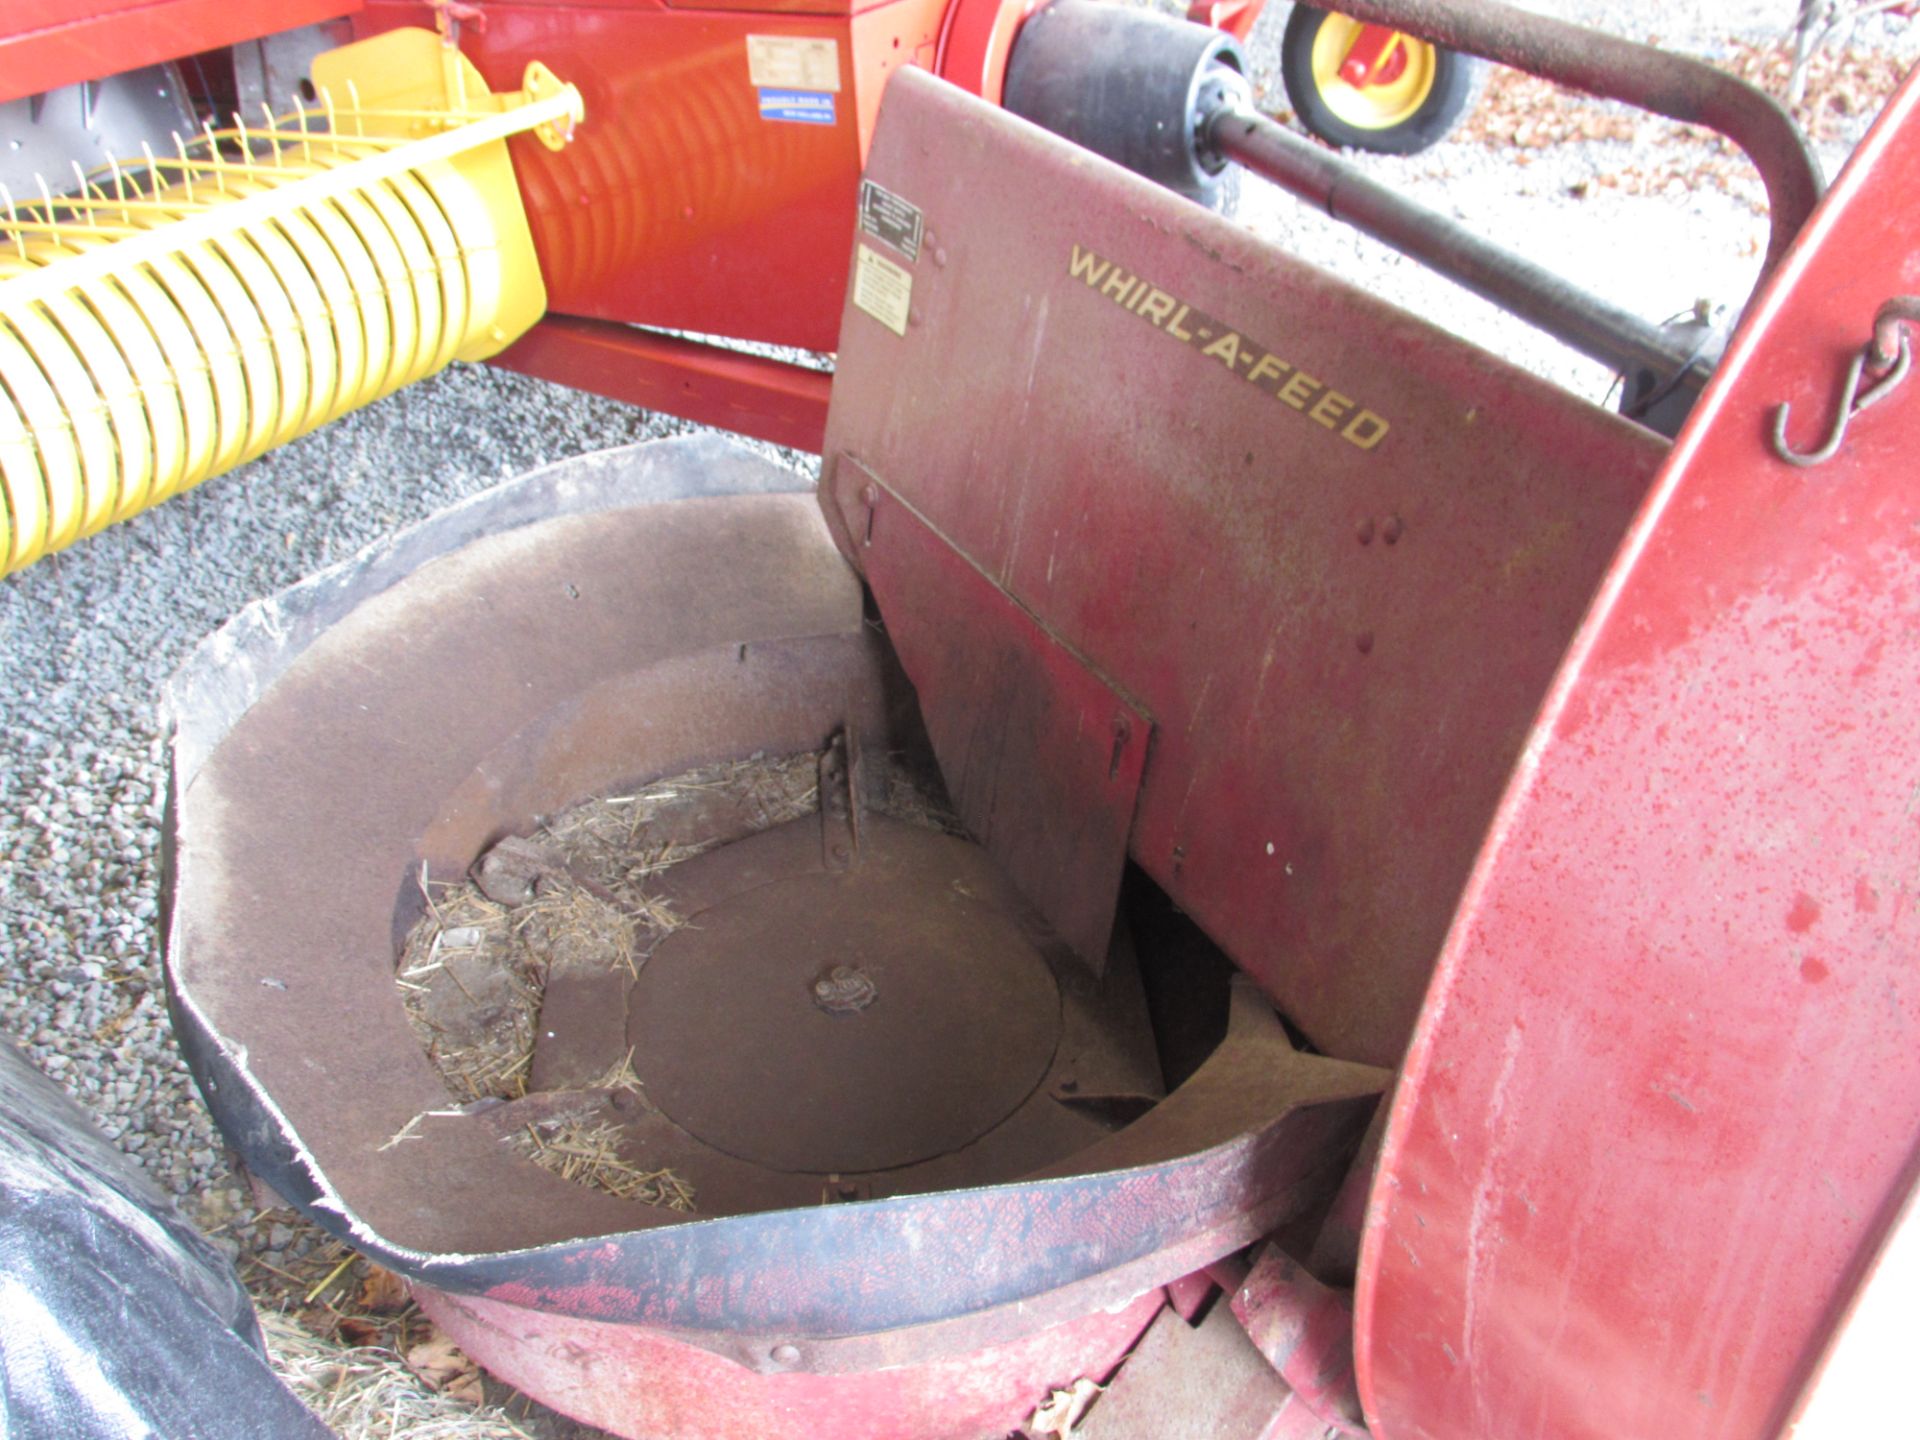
[167,988,1379,1366]
[161,434,813,791]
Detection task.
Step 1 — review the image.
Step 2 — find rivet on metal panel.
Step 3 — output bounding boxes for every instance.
[1356,517,1375,545]
[769,1343,801,1367]
[1381,515,1404,545]
[812,963,877,1013]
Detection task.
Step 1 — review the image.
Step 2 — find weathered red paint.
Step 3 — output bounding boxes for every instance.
[80,0,1920,1432]
[823,68,1668,1068]
[1354,61,1920,1440]
[492,316,832,452]
[1224,1248,1365,1434]
[849,469,1152,969]
[414,1283,1164,1440]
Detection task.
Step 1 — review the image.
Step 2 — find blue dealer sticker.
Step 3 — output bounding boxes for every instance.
[758,89,836,125]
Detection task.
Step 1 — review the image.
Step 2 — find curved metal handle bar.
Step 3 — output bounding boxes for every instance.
[1208,104,1700,382]
[1327,0,1825,291]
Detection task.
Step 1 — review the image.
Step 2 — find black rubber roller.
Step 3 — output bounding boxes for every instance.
[1003,0,1247,207]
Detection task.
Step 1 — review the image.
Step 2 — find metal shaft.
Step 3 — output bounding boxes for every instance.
[1208,104,1697,384]
[1308,0,1822,281]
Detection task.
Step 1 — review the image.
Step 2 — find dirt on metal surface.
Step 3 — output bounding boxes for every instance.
[629,814,1066,1177]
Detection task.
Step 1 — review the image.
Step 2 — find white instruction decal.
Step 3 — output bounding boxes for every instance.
[746,35,841,93]
[853,245,912,337]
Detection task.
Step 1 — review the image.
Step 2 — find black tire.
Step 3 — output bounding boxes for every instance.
[1279,5,1484,155]
[1003,0,1247,209]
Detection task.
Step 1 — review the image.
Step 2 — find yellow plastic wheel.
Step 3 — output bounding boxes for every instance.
[1280,6,1483,155]
[1311,16,1437,131]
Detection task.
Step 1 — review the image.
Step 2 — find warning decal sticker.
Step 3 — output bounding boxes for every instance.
[746,35,841,92]
[853,245,912,337]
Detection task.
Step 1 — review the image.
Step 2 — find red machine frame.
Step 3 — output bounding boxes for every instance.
[1356,61,1920,1440]
[0,0,1037,454]
[817,54,1920,1438]
[7,0,1920,1434]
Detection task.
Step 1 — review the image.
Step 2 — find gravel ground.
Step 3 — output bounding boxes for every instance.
[0,4,1915,1435]
[0,369,726,1245]
[1231,0,1920,400]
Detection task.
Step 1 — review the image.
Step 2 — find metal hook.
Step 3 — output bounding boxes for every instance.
[1771,327,1913,468]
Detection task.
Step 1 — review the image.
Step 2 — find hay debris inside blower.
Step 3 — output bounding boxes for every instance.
[156,36,1904,1440]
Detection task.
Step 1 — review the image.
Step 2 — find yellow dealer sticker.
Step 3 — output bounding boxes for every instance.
[745,35,842,93]
[854,245,912,337]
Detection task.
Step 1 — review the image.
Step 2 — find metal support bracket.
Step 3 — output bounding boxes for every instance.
[834,457,1151,973]
[819,727,863,873]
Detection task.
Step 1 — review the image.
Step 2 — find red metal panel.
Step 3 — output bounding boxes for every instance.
[933,0,1036,105]
[357,0,992,354]
[358,2,847,351]
[1354,64,1920,1440]
[0,0,360,105]
[822,69,1667,1067]
[415,1284,1165,1440]
[492,316,832,452]
[849,0,949,152]
[844,460,1152,968]
[1225,1249,1365,1433]
[665,0,850,16]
